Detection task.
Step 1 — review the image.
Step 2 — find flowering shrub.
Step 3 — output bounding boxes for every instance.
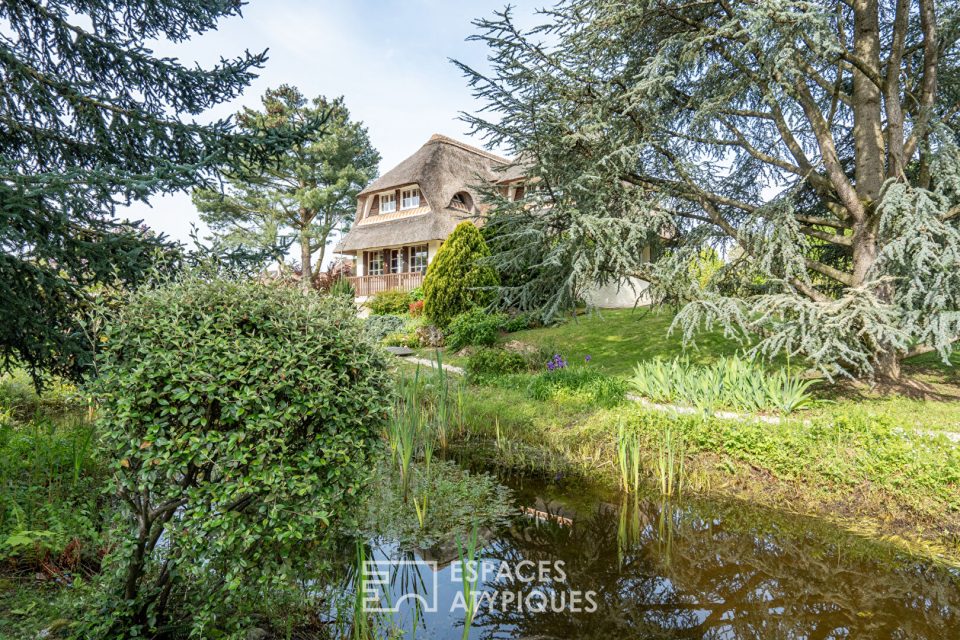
[409,299,425,317]
[546,353,568,371]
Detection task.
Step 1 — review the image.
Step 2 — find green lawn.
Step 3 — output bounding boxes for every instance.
[413,306,960,435]
[505,307,744,377]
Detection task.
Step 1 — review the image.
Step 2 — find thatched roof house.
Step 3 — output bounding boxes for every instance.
[336,134,523,297]
[336,133,649,307]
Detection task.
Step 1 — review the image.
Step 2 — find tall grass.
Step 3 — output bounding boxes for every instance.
[388,372,422,501]
[0,412,105,568]
[656,426,685,497]
[630,355,816,415]
[456,526,480,640]
[616,421,641,493]
[617,421,685,497]
[387,352,465,500]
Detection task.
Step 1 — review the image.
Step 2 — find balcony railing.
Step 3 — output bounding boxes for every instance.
[348,271,425,297]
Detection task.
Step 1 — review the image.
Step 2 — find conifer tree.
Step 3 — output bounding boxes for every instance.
[423,222,498,328]
[458,0,960,380]
[193,86,380,287]
[0,1,303,382]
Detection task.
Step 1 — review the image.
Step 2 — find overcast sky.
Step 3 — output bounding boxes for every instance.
[123,0,540,259]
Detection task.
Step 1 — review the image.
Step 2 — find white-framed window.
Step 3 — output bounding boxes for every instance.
[410,245,429,273]
[367,251,384,276]
[379,192,396,214]
[401,188,421,210]
[389,249,403,274]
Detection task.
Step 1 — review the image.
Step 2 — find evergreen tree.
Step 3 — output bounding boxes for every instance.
[423,222,498,328]
[193,86,380,287]
[0,1,302,383]
[458,0,960,380]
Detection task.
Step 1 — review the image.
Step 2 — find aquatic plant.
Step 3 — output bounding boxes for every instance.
[616,421,642,494]
[456,526,481,640]
[413,495,429,529]
[630,355,816,415]
[656,426,685,497]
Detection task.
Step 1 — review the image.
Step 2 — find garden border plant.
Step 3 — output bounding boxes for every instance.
[84,276,392,637]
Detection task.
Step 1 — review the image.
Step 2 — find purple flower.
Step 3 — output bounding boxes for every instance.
[546,353,568,371]
[585,355,592,362]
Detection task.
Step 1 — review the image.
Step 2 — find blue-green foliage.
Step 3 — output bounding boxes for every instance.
[365,314,406,342]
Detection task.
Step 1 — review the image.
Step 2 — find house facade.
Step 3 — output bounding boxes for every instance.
[335,134,509,298]
[336,134,649,307]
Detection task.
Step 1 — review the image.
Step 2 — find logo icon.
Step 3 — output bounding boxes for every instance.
[361,559,439,613]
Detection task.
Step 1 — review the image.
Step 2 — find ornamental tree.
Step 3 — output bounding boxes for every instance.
[194,86,380,288]
[458,0,960,380]
[0,1,310,384]
[87,277,391,637]
[423,222,499,328]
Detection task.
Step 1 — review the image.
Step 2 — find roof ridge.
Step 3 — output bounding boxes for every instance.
[426,134,510,164]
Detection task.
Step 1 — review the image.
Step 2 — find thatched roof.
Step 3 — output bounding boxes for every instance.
[335,211,472,252]
[336,135,514,253]
[359,133,508,200]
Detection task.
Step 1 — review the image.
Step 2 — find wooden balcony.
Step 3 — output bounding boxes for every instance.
[348,271,425,297]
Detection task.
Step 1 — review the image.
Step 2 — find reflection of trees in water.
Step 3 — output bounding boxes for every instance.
[471,497,960,639]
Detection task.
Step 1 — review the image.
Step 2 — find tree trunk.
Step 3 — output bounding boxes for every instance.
[852,221,903,380]
[875,345,902,381]
[299,207,312,290]
[851,0,885,203]
[850,0,903,380]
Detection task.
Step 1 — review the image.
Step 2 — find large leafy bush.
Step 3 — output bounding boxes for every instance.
[87,277,391,636]
[367,290,412,315]
[446,308,505,351]
[423,222,499,328]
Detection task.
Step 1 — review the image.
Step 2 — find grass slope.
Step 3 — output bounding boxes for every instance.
[508,307,742,377]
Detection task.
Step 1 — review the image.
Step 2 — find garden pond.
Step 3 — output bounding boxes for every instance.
[335,464,960,639]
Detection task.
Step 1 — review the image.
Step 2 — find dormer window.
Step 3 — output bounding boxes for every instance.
[450,192,473,211]
[379,192,396,214]
[401,188,421,210]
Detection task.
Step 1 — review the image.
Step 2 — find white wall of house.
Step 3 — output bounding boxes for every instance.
[428,240,443,265]
[582,277,651,309]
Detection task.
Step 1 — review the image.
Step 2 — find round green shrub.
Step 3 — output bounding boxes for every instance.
[423,222,499,328]
[366,289,412,315]
[88,277,391,636]
[446,308,505,351]
[501,312,536,333]
[466,347,530,379]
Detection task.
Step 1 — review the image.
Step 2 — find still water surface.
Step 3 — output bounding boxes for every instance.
[358,472,959,639]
